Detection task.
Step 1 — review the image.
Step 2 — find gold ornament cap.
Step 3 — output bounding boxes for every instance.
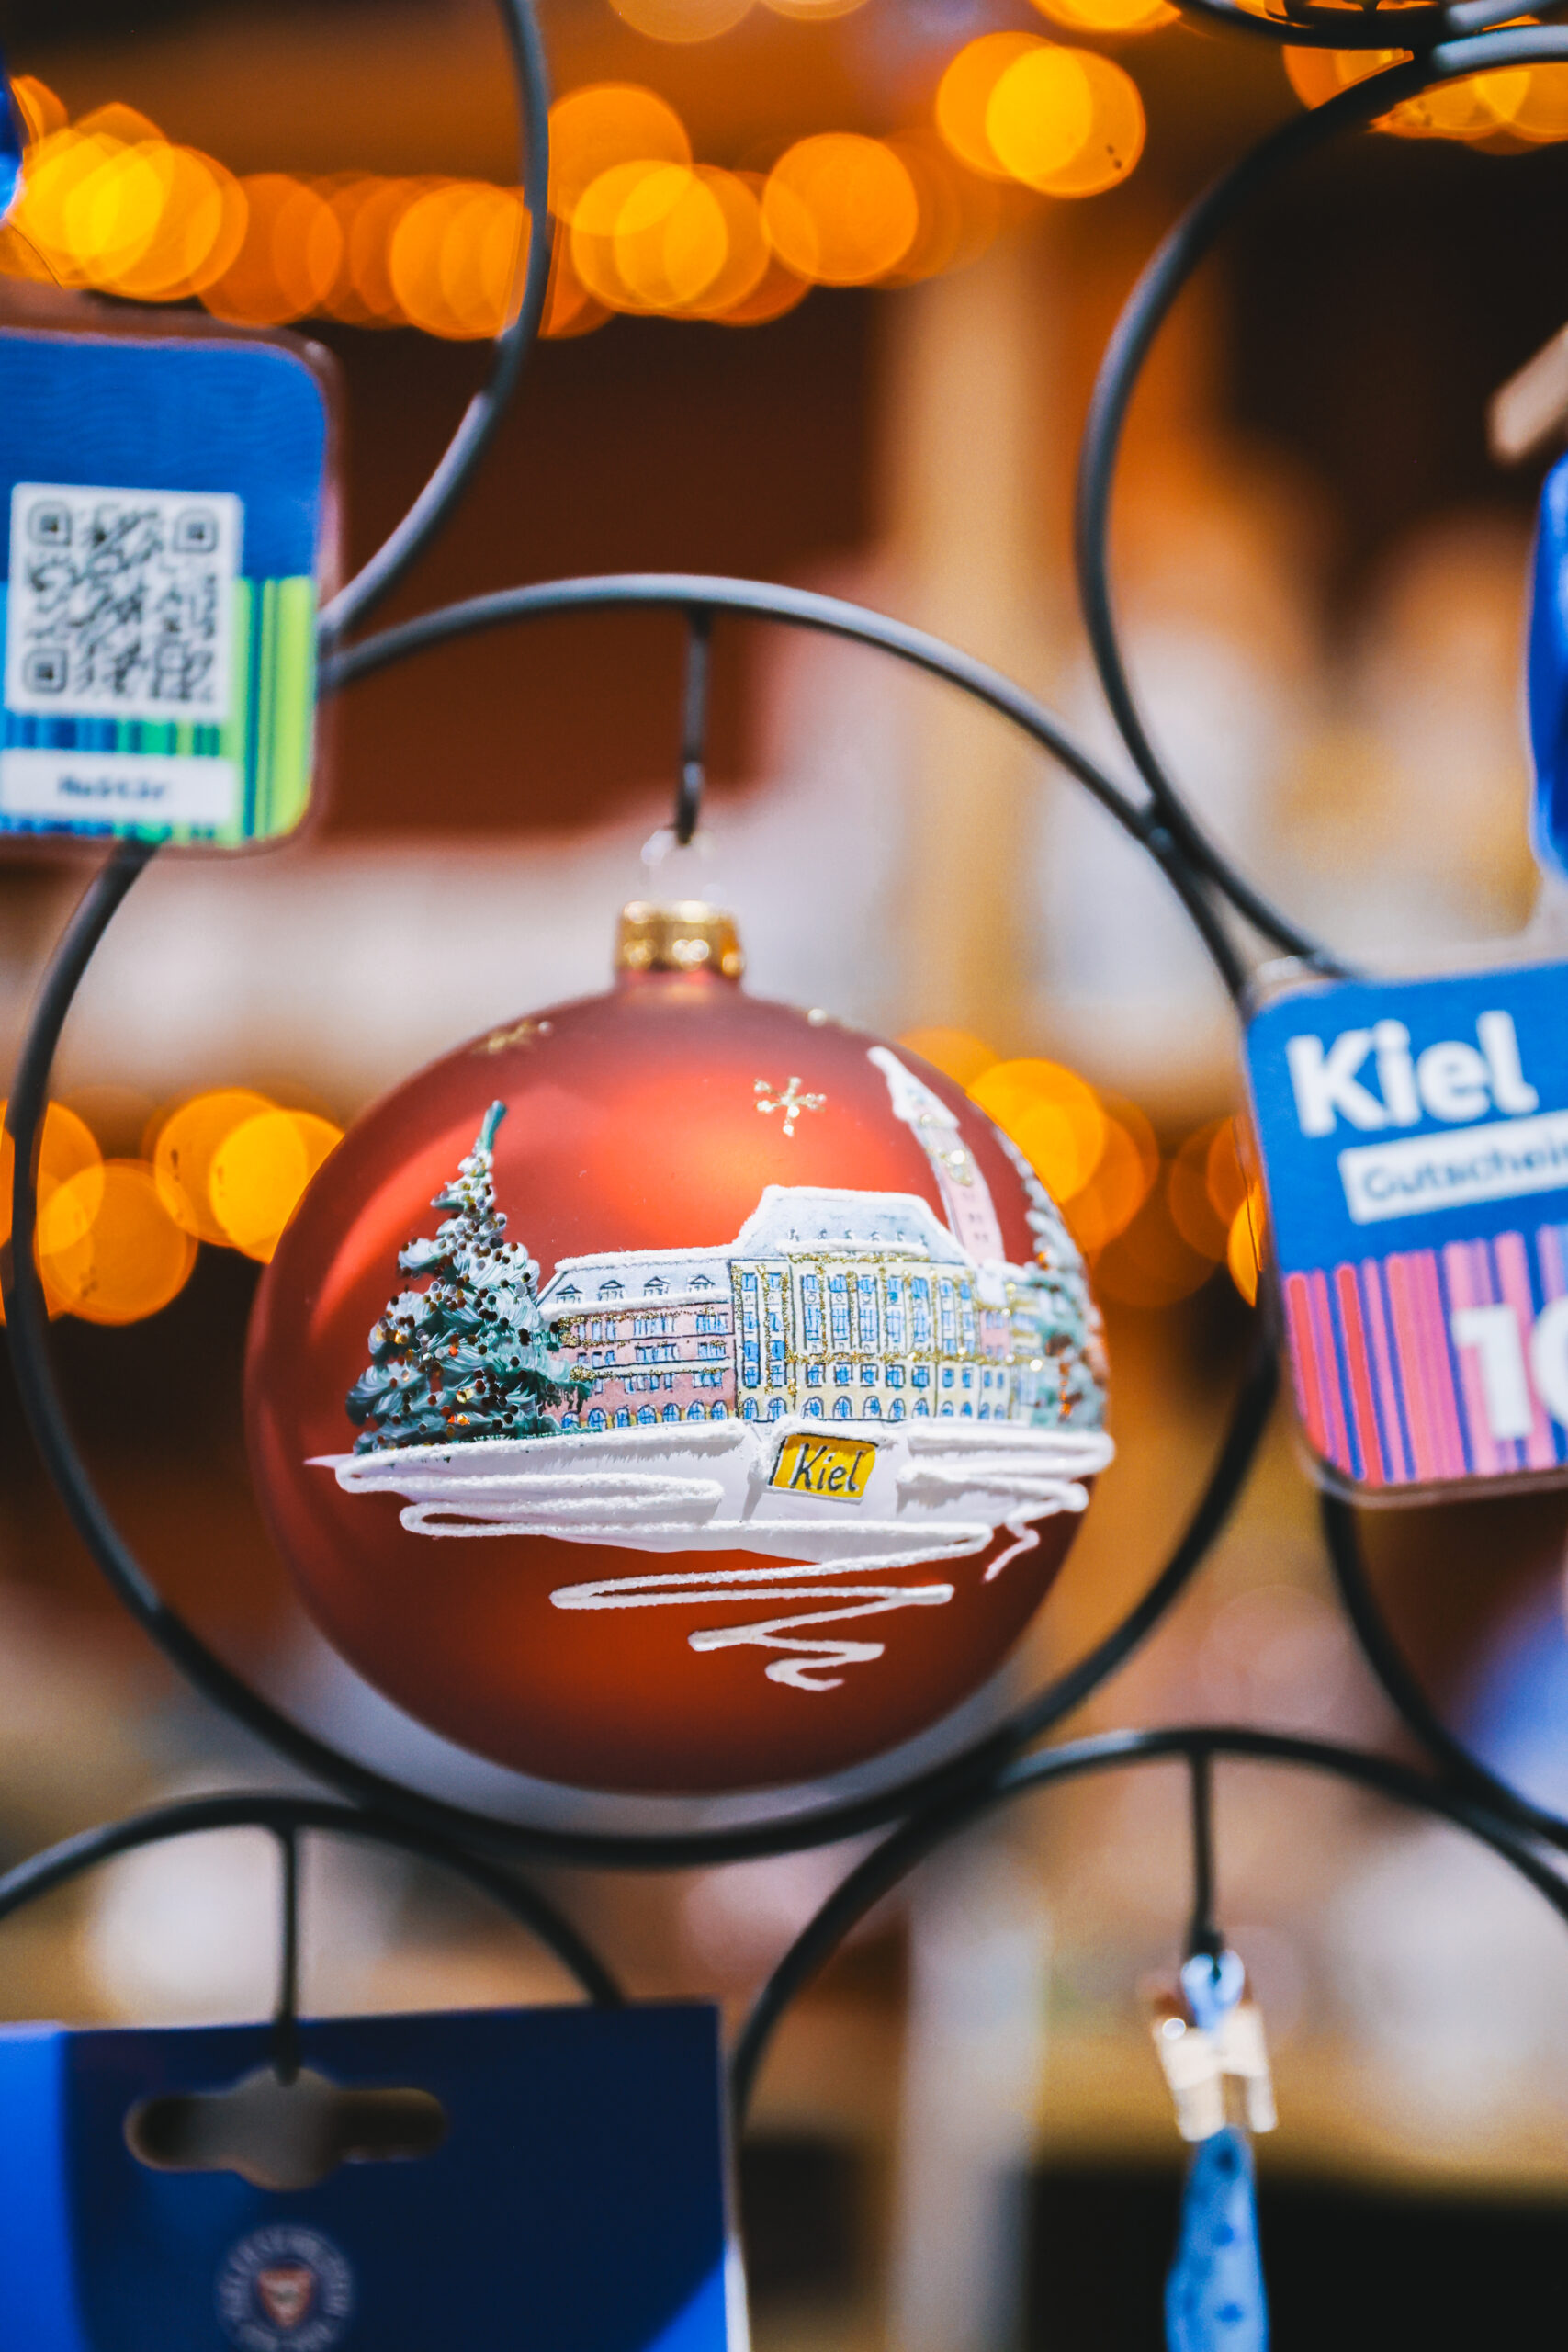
[615,899,745,980]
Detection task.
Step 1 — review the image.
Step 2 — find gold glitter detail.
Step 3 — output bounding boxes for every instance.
[473,1017,554,1056]
[755,1075,827,1137]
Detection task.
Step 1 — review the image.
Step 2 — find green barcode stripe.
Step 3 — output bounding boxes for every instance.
[2,571,315,846]
[270,579,318,837]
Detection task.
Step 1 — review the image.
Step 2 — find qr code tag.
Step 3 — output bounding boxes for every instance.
[5,483,242,726]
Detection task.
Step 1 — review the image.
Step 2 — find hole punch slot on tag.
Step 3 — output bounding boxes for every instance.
[126,2066,448,2191]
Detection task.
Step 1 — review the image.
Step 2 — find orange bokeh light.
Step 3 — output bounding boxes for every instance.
[765,0,868,17]
[42,1160,197,1325]
[342,177,437,322]
[881,135,1004,286]
[443,186,531,335]
[12,75,67,144]
[1382,67,1528,138]
[969,1057,1107,1203]
[981,44,1145,196]
[202,174,340,324]
[1168,1117,1234,1260]
[152,1089,275,1246]
[985,47,1096,187]
[936,33,1045,178]
[763,134,919,285]
[682,167,771,316]
[548,85,691,225]
[0,1100,103,1319]
[1511,65,1568,141]
[314,176,394,323]
[1281,44,1528,141]
[390,182,502,337]
[1061,1096,1158,1254]
[617,164,729,311]
[713,245,811,326]
[1095,1170,1219,1307]
[571,159,758,316]
[1282,46,1402,109]
[0,1100,103,1250]
[570,160,705,311]
[110,144,246,300]
[609,0,752,41]
[1206,1118,1251,1229]
[209,1110,344,1263]
[8,125,149,285]
[1028,50,1146,195]
[1227,1185,1266,1306]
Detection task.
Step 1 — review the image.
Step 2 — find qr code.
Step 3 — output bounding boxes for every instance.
[5,483,242,726]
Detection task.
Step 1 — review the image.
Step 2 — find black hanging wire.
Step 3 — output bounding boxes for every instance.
[675,605,713,846]
[272,1825,302,2086]
[322,573,1252,999]
[1186,1744,1223,1963]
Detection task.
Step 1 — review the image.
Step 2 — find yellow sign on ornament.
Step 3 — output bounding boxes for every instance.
[769,1431,878,1501]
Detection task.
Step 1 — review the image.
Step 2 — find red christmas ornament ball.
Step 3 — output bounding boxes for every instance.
[245,905,1111,1793]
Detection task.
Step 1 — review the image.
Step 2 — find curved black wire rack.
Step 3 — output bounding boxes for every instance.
[6,0,1568,2188]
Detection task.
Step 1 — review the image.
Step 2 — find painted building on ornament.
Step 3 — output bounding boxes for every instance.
[537,1184,1085,1435]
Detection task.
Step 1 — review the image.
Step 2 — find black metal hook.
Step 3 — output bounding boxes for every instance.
[674,605,713,848]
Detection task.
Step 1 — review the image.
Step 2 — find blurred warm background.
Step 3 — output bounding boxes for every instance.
[6,0,1568,2343]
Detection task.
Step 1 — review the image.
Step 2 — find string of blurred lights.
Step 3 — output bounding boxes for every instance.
[0,66,1132,336]
[3,12,1563,347]
[0,1047,1259,1329]
[0,1088,343,1326]
[907,1031,1263,1309]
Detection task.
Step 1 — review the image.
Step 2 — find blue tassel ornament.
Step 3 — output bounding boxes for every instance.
[1165,2125,1268,2352]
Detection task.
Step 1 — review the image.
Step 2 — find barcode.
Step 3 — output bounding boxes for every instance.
[5,482,242,726]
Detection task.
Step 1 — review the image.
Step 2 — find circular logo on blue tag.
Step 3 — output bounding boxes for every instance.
[216,2225,354,2350]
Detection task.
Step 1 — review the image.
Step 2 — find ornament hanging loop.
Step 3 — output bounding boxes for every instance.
[674,605,714,847]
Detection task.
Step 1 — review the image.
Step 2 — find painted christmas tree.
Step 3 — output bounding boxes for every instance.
[346,1101,585,1453]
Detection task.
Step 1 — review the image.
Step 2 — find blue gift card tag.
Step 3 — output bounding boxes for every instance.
[0,2003,738,2351]
[1245,959,1568,1496]
[1529,452,1568,880]
[0,51,22,222]
[0,326,329,849]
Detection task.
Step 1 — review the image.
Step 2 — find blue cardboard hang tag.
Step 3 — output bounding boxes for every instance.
[0,2001,738,2352]
[1245,956,1568,1498]
[0,50,22,222]
[1529,450,1568,879]
[0,317,333,850]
